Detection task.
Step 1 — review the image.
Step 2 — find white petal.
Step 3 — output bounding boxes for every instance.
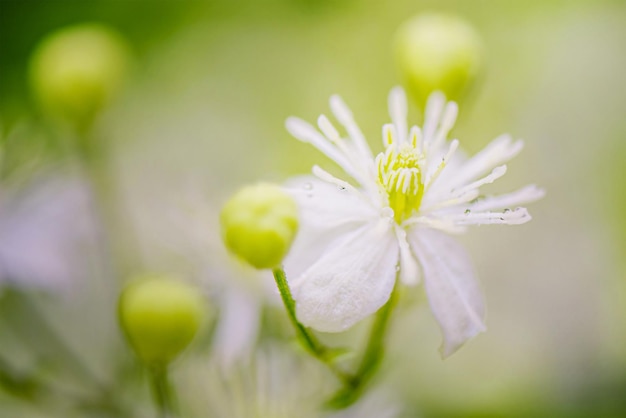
[0,179,93,291]
[317,114,342,143]
[444,207,532,226]
[283,177,379,279]
[394,226,420,285]
[424,139,459,190]
[430,101,458,155]
[285,117,366,186]
[312,165,359,194]
[284,176,378,232]
[464,185,546,212]
[409,228,486,357]
[212,287,261,370]
[451,165,508,197]
[422,189,481,213]
[424,165,508,212]
[403,216,467,234]
[443,134,523,191]
[329,94,374,161]
[422,91,446,146]
[291,219,399,333]
[388,86,408,144]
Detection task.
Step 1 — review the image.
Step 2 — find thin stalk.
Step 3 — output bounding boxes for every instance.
[149,365,178,418]
[355,280,398,380]
[273,267,400,410]
[272,268,352,383]
[325,281,399,409]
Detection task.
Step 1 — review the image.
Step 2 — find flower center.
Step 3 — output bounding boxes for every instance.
[376,141,424,223]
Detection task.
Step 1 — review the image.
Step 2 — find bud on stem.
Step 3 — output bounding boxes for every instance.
[29,23,130,127]
[220,183,299,269]
[118,276,205,365]
[395,14,483,106]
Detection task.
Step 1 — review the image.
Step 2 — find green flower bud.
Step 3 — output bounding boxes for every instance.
[29,23,130,124]
[119,276,204,365]
[220,183,298,269]
[395,13,483,106]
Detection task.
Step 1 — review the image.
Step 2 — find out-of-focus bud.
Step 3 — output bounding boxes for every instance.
[119,276,205,365]
[220,183,298,270]
[394,13,483,106]
[29,23,130,125]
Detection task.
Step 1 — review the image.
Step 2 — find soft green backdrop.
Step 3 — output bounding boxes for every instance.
[1,0,625,417]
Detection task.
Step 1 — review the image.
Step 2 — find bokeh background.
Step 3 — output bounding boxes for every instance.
[1,0,626,417]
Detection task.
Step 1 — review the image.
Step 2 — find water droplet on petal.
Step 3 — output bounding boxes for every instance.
[464,209,471,215]
[303,182,313,190]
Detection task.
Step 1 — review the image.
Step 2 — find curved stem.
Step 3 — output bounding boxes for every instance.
[272,268,352,383]
[325,283,398,409]
[356,280,398,381]
[149,365,177,418]
[272,267,399,410]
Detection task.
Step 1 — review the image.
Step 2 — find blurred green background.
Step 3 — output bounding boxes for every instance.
[1,0,626,417]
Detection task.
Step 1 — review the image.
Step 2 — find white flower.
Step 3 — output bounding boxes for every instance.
[196,342,403,418]
[283,87,544,357]
[0,177,95,293]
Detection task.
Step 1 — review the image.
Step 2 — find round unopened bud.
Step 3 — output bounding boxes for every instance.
[220,183,298,269]
[119,276,204,365]
[395,14,483,106]
[29,23,130,123]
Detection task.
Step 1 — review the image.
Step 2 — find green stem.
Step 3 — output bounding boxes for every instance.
[273,267,399,410]
[325,281,399,410]
[355,281,398,383]
[272,268,352,383]
[149,365,177,418]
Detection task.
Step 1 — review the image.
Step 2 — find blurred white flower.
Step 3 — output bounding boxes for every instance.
[0,177,94,292]
[284,87,544,357]
[196,342,403,418]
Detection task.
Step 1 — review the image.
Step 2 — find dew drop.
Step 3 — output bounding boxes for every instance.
[503,208,511,213]
[303,182,313,190]
[464,209,471,215]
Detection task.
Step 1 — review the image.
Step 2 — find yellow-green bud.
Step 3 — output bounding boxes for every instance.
[220,183,298,269]
[395,13,483,106]
[118,276,204,365]
[29,23,130,123]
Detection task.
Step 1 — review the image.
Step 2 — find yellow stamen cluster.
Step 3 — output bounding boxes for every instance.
[376,135,424,223]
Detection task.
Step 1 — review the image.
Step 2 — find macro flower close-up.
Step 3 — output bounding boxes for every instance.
[284,87,544,356]
[1,0,625,417]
